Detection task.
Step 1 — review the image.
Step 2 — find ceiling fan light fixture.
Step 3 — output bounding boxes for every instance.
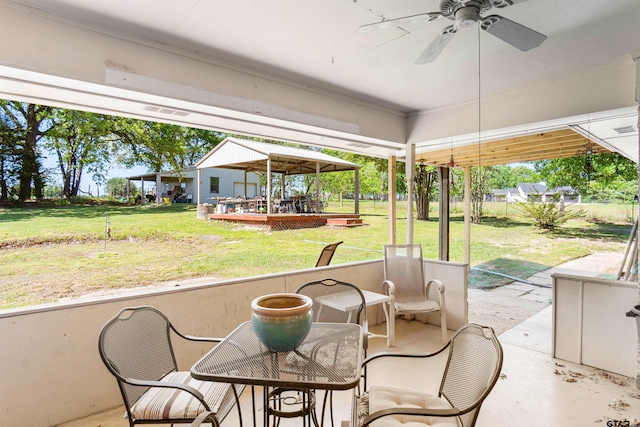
[455,6,480,28]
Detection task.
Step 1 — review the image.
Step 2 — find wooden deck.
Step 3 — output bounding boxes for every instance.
[207,212,361,231]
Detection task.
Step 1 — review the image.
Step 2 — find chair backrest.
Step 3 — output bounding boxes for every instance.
[315,241,343,267]
[98,306,179,408]
[439,323,503,427]
[383,244,426,304]
[296,278,366,325]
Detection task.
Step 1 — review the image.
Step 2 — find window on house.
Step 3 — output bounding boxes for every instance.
[210,177,220,193]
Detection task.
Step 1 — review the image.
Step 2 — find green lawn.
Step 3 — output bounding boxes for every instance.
[0,200,632,310]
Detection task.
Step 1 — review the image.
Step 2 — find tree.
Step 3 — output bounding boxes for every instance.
[183,128,226,165]
[414,162,437,221]
[0,115,20,200]
[319,170,355,204]
[0,101,52,200]
[43,109,112,198]
[535,153,637,201]
[112,118,225,173]
[106,177,135,199]
[359,162,384,199]
[491,164,539,189]
[470,166,493,224]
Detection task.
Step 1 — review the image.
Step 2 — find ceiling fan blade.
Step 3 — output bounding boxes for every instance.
[481,15,546,51]
[415,25,457,64]
[357,12,441,33]
[490,0,529,8]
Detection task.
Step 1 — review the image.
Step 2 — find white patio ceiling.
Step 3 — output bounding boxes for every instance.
[0,0,638,163]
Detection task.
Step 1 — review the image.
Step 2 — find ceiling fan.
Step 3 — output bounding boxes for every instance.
[358,0,547,64]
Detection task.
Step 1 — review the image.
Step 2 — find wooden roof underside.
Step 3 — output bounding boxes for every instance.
[215,157,357,175]
[416,128,610,168]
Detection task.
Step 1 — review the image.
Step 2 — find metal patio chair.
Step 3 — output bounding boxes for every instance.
[296,278,368,349]
[189,411,222,427]
[315,241,343,267]
[276,278,368,427]
[354,323,503,427]
[383,244,448,344]
[98,306,245,427]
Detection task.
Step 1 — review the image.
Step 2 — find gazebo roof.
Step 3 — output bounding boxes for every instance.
[195,137,359,175]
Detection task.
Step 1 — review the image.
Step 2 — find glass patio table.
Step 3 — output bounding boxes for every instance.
[191,321,363,427]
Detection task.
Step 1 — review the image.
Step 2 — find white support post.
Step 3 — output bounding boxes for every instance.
[354,167,360,214]
[316,162,320,213]
[632,51,640,389]
[388,156,397,244]
[267,158,272,214]
[155,174,162,204]
[464,166,471,271]
[406,144,415,244]
[438,167,450,261]
[197,169,201,204]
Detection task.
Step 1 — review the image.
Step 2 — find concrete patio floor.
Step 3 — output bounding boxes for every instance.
[58,253,639,426]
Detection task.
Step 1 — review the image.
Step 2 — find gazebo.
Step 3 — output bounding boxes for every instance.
[195,137,360,214]
[195,137,362,230]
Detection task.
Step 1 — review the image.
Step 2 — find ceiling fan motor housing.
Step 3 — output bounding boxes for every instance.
[455,6,480,27]
[440,0,493,26]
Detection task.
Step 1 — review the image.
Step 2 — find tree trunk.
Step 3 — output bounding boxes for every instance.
[33,159,44,199]
[18,104,47,201]
[471,168,486,224]
[416,191,430,220]
[71,166,83,197]
[0,155,7,200]
[18,129,37,201]
[415,166,437,221]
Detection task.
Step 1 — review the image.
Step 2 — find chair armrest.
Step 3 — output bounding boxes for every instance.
[424,278,445,306]
[170,324,224,343]
[182,335,223,343]
[382,279,396,298]
[361,339,450,370]
[424,278,444,295]
[189,410,220,427]
[360,407,461,427]
[125,377,207,404]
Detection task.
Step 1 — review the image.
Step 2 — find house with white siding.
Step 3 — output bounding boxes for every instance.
[127,166,261,203]
[492,183,581,203]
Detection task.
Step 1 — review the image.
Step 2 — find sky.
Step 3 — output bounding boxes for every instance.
[80,165,149,196]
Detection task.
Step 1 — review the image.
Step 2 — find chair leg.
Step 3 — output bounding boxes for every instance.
[440,310,448,343]
[387,300,396,347]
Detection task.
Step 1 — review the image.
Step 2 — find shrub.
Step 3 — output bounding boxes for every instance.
[514,197,586,230]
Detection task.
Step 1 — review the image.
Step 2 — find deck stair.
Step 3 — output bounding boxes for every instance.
[326,217,364,227]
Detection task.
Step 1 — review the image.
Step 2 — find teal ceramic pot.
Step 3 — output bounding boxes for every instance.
[251,293,313,352]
